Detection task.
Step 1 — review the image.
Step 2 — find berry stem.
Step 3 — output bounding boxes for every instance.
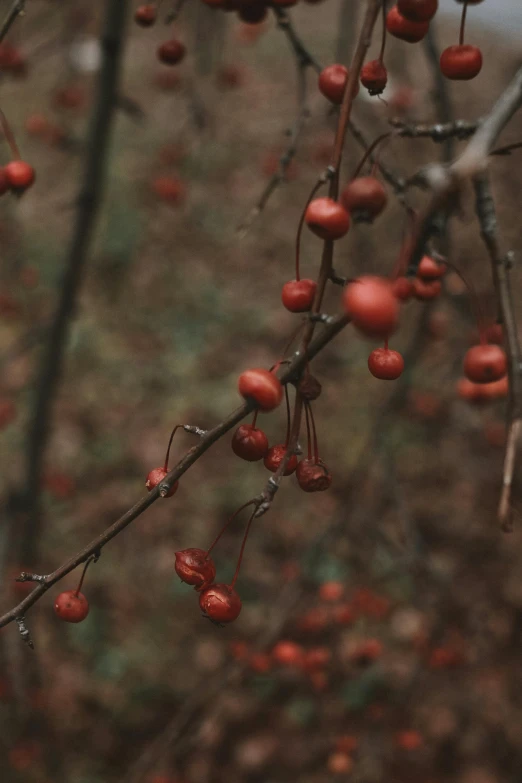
[230,507,257,589]
[0,107,21,160]
[163,424,183,471]
[304,400,312,460]
[352,132,392,180]
[74,556,94,597]
[206,500,256,556]
[295,177,326,280]
[459,0,468,46]
[307,400,320,463]
[378,0,387,63]
[284,384,291,446]
[251,409,259,429]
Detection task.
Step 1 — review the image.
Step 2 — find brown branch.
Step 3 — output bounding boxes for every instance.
[388,117,479,142]
[473,173,522,532]
[17,0,130,568]
[0,314,350,637]
[0,0,25,45]
[423,24,456,162]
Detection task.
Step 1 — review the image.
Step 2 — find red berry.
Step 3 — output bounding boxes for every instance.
[231,424,269,461]
[413,278,441,300]
[264,444,298,475]
[134,4,157,25]
[296,458,332,492]
[304,198,350,241]
[343,276,400,339]
[368,347,405,380]
[397,0,438,22]
[199,583,242,623]
[174,548,216,588]
[386,6,429,42]
[272,640,304,667]
[238,3,267,23]
[238,368,284,411]
[304,646,331,671]
[157,40,186,65]
[52,85,86,111]
[151,176,186,204]
[281,279,317,312]
[145,467,179,497]
[4,160,35,193]
[392,277,415,301]
[440,45,482,80]
[54,590,89,623]
[463,344,507,384]
[319,581,344,601]
[318,64,358,104]
[341,176,387,221]
[417,255,446,280]
[360,59,388,96]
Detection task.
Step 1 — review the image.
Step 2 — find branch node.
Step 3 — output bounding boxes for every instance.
[183,425,208,437]
[16,616,34,649]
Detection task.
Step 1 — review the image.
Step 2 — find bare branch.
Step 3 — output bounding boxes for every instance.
[0,0,25,45]
[388,118,478,142]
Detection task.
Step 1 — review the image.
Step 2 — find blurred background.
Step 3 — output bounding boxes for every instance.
[0,1,522,782]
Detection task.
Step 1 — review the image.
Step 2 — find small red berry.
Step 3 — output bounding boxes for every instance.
[413,278,441,300]
[440,45,483,80]
[397,0,438,22]
[341,176,387,221]
[54,591,89,623]
[319,581,344,601]
[304,646,331,671]
[417,255,446,280]
[4,160,35,193]
[343,276,400,339]
[264,444,298,475]
[272,640,304,667]
[281,279,317,312]
[386,6,429,43]
[175,548,216,588]
[360,59,388,96]
[392,277,415,301]
[199,583,242,623]
[145,467,179,497]
[231,424,269,461]
[304,198,350,241]
[463,344,507,384]
[368,347,404,380]
[238,368,284,411]
[134,4,157,26]
[318,64,358,104]
[151,176,186,204]
[296,458,332,492]
[157,40,186,66]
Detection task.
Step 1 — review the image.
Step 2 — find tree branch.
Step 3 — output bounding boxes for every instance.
[0,0,25,45]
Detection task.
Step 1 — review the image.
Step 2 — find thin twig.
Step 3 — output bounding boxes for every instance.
[0,0,25,45]
[18,0,129,567]
[423,25,456,162]
[388,117,478,141]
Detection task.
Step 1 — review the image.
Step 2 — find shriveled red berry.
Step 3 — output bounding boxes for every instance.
[413,278,441,300]
[264,444,298,475]
[318,64,358,104]
[54,590,89,623]
[386,6,429,42]
[304,198,350,241]
[238,368,283,411]
[296,458,332,492]
[231,424,269,461]
[463,344,507,384]
[360,59,388,96]
[341,176,387,221]
[4,160,35,193]
[199,583,242,623]
[343,276,400,339]
[175,548,216,588]
[145,467,179,497]
[368,347,404,380]
[281,279,317,312]
[397,0,438,22]
[440,45,482,80]
[417,255,446,280]
[157,39,186,65]
[392,276,415,301]
[135,4,157,25]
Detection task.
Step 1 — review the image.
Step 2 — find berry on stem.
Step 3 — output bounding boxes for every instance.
[264,444,298,475]
[4,160,35,193]
[343,276,399,339]
[157,40,186,66]
[175,548,216,588]
[368,346,405,380]
[360,59,388,96]
[199,584,242,623]
[318,64,358,104]
[296,458,332,492]
[134,4,157,25]
[440,45,482,80]
[341,177,387,222]
[386,6,429,43]
[238,368,283,411]
[417,255,446,280]
[54,591,89,623]
[304,198,350,240]
[463,344,507,384]
[397,0,438,22]
[232,423,269,461]
[281,279,317,312]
